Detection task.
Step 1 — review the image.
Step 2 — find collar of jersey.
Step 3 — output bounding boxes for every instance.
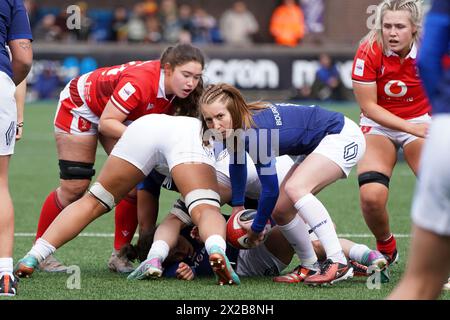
[385,42,417,59]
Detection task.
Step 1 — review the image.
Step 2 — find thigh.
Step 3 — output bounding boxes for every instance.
[288,153,345,194]
[55,132,98,163]
[170,163,219,197]
[403,138,425,175]
[0,155,11,188]
[95,155,146,203]
[357,134,397,176]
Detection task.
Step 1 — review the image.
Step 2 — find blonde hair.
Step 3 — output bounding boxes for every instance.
[361,0,423,54]
[199,83,268,133]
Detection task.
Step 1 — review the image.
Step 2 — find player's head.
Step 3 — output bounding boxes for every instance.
[362,0,423,56]
[199,83,258,140]
[160,43,205,116]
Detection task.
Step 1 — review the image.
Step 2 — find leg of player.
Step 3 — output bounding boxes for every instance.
[127,213,186,280]
[271,167,321,284]
[357,135,398,264]
[388,225,450,299]
[15,155,146,278]
[402,138,424,175]
[284,153,354,285]
[172,163,240,285]
[339,238,388,278]
[0,155,17,296]
[35,133,98,272]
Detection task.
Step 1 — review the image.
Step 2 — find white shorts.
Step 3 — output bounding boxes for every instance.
[236,242,287,277]
[215,151,294,199]
[54,72,99,135]
[0,71,17,155]
[411,115,450,236]
[111,114,215,176]
[360,114,431,148]
[311,117,366,177]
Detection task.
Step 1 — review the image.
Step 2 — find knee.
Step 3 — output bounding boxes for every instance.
[359,188,387,213]
[358,171,390,213]
[284,180,310,203]
[58,160,96,204]
[59,180,91,204]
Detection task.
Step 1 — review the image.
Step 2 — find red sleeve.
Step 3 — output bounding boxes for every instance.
[110,72,154,115]
[352,41,379,83]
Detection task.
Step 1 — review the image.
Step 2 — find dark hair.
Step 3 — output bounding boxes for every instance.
[119,227,156,263]
[160,44,206,117]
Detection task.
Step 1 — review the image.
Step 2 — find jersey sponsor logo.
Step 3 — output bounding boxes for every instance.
[78,116,92,132]
[354,58,365,77]
[118,82,136,101]
[269,105,282,126]
[384,80,407,97]
[343,142,358,161]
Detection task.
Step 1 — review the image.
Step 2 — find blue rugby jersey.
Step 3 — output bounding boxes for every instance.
[229,103,344,233]
[0,0,32,79]
[418,0,450,114]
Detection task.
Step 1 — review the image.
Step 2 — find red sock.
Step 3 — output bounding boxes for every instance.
[376,234,397,255]
[35,190,63,240]
[114,196,138,251]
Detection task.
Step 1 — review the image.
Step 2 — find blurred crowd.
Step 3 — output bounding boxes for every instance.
[25,0,324,47]
[25,0,346,102]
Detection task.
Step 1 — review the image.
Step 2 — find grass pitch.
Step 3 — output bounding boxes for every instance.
[7,100,449,300]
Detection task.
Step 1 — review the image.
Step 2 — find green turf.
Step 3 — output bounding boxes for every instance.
[6,101,449,300]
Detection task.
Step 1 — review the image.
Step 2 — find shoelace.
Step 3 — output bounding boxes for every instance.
[320,259,334,273]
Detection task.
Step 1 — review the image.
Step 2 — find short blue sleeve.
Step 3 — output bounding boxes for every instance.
[8,0,33,42]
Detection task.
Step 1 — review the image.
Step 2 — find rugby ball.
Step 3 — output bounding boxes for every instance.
[226,209,272,249]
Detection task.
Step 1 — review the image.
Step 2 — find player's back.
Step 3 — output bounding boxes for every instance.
[250,103,344,155]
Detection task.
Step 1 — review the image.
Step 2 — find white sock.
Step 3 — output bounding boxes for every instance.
[278,215,318,269]
[295,193,346,264]
[205,234,226,255]
[147,240,170,262]
[349,244,371,263]
[0,258,13,274]
[28,238,56,263]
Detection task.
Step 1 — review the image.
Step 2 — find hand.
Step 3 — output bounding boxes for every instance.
[231,206,245,218]
[245,228,265,248]
[407,122,429,138]
[16,123,23,141]
[175,262,194,281]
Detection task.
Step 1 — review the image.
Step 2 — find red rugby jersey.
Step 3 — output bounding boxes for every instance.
[82,60,174,120]
[352,41,430,119]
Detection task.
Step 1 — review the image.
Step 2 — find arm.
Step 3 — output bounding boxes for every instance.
[251,162,279,233]
[8,39,32,86]
[98,100,128,139]
[229,150,248,216]
[353,82,428,138]
[15,79,26,140]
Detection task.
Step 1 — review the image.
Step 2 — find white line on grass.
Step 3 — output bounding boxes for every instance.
[14,232,411,238]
